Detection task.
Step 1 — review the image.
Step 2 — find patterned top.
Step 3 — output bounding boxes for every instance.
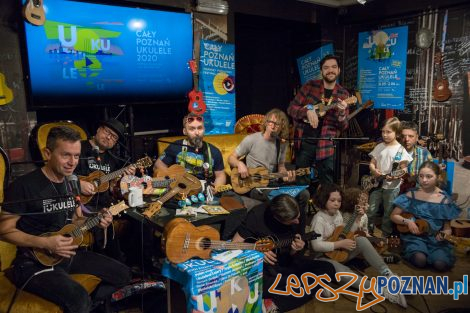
[407,145,433,177]
[288,79,349,160]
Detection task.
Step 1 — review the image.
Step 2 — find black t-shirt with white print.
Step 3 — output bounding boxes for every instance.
[75,140,122,210]
[3,168,76,237]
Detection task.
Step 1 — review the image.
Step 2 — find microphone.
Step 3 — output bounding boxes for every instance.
[92,145,101,162]
[202,162,210,179]
[66,175,81,204]
[270,132,286,143]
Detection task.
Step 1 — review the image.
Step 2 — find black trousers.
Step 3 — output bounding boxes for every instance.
[12,250,131,313]
[263,256,336,312]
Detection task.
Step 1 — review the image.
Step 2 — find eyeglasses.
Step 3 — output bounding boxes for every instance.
[186,116,203,124]
[102,127,119,141]
[267,120,280,126]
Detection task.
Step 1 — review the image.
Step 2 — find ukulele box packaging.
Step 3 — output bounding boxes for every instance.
[162,249,263,312]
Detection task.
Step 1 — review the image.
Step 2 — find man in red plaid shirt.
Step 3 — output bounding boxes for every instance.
[288,55,349,185]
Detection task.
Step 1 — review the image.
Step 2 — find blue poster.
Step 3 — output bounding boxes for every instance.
[357,26,408,110]
[296,44,334,85]
[199,40,236,134]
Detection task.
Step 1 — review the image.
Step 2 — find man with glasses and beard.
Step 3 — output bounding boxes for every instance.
[75,119,135,261]
[228,109,310,235]
[288,54,349,185]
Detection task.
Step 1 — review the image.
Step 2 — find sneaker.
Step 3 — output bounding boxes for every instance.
[263,299,281,313]
[383,252,401,264]
[382,274,407,308]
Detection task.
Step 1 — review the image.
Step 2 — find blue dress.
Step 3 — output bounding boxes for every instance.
[393,190,461,266]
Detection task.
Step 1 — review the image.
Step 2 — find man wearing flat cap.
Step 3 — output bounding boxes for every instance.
[74,119,134,260]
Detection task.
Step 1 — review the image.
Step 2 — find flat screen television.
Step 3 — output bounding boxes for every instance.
[22,0,193,108]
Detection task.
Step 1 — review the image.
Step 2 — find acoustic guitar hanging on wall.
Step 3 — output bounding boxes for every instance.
[23,0,46,26]
[433,10,451,102]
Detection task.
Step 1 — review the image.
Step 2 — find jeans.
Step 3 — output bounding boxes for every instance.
[295,140,335,186]
[12,250,131,313]
[367,187,400,236]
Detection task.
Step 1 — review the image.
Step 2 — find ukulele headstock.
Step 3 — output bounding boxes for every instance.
[255,238,275,252]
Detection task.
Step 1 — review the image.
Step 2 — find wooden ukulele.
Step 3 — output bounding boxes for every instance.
[346,99,373,121]
[32,201,128,266]
[361,166,406,192]
[162,218,274,263]
[162,217,320,264]
[79,156,153,204]
[0,73,14,106]
[23,0,46,26]
[450,219,470,238]
[230,166,310,194]
[153,164,186,179]
[439,231,470,250]
[302,95,357,122]
[433,52,451,102]
[396,212,430,234]
[188,60,207,115]
[143,173,202,218]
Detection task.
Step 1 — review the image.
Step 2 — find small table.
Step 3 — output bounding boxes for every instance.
[126,205,247,238]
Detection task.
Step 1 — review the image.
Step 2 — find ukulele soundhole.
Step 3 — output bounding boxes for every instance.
[178,183,187,189]
[200,238,211,250]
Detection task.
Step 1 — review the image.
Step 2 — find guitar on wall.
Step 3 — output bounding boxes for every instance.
[302,95,357,123]
[433,10,451,102]
[162,217,321,264]
[188,60,207,115]
[0,73,14,106]
[230,166,310,194]
[79,156,153,204]
[23,0,46,26]
[142,172,202,218]
[32,201,128,266]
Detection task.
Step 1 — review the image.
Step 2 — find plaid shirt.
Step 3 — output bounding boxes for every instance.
[287,79,349,160]
[408,145,433,177]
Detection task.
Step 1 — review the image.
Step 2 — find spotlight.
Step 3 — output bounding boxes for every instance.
[357,0,367,4]
[195,0,229,15]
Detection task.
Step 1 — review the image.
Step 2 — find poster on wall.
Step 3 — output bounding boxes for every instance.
[199,40,236,134]
[357,26,408,110]
[296,43,334,85]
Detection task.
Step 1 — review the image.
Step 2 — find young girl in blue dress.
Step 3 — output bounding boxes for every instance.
[391,161,461,271]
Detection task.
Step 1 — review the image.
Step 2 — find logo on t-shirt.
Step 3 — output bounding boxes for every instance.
[87,160,111,173]
[42,196,76,213]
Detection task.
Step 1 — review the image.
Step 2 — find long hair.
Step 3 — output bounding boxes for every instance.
[269,194,299,223]
[261,108,290,140]
[342,187,368,214]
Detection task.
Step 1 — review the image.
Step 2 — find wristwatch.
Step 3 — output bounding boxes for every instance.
[306,104,314,110]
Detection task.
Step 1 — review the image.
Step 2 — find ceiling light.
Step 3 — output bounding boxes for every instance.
[357,0,367,4]
[196,0,229,15]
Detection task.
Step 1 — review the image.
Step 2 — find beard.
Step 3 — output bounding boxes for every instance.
[189,136,203,149]
[322,72,338,83]
[270,130,280,139]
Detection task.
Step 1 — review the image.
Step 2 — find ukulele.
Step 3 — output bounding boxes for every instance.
[32,201,128,266]
[0,73,14,106]
[439,231,470,250]
[188,60,207,115]
[433,52,451,102]
[396,212,430,234]
[361,166,406,192]
[302,95,357,122]
[450,220,470,238]
[23,0,46,26]
[162,217,320,264]
[346,99,374,121]
[79,156,153,204]
[142,173,202,218]
[230,167,310,194]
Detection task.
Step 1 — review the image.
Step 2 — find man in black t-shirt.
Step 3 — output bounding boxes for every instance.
[154,113,225,188]
[0,126,130,313]
[154,113,245,240]
[75,119,135,210]
[233,194,336,313]
[74,119,135,261]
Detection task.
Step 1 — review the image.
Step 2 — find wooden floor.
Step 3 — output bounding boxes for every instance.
[288,250,470,313]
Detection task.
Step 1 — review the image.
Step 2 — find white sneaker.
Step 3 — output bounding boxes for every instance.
[382,274,407,308]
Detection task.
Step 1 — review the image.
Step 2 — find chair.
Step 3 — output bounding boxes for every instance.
[0,146,10,203]
[0,142,101,313]
[234,114,265,134]
[29,121,88,162]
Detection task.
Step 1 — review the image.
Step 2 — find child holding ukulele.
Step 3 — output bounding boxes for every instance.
[391,161,461,271]
[309,183,407,308]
